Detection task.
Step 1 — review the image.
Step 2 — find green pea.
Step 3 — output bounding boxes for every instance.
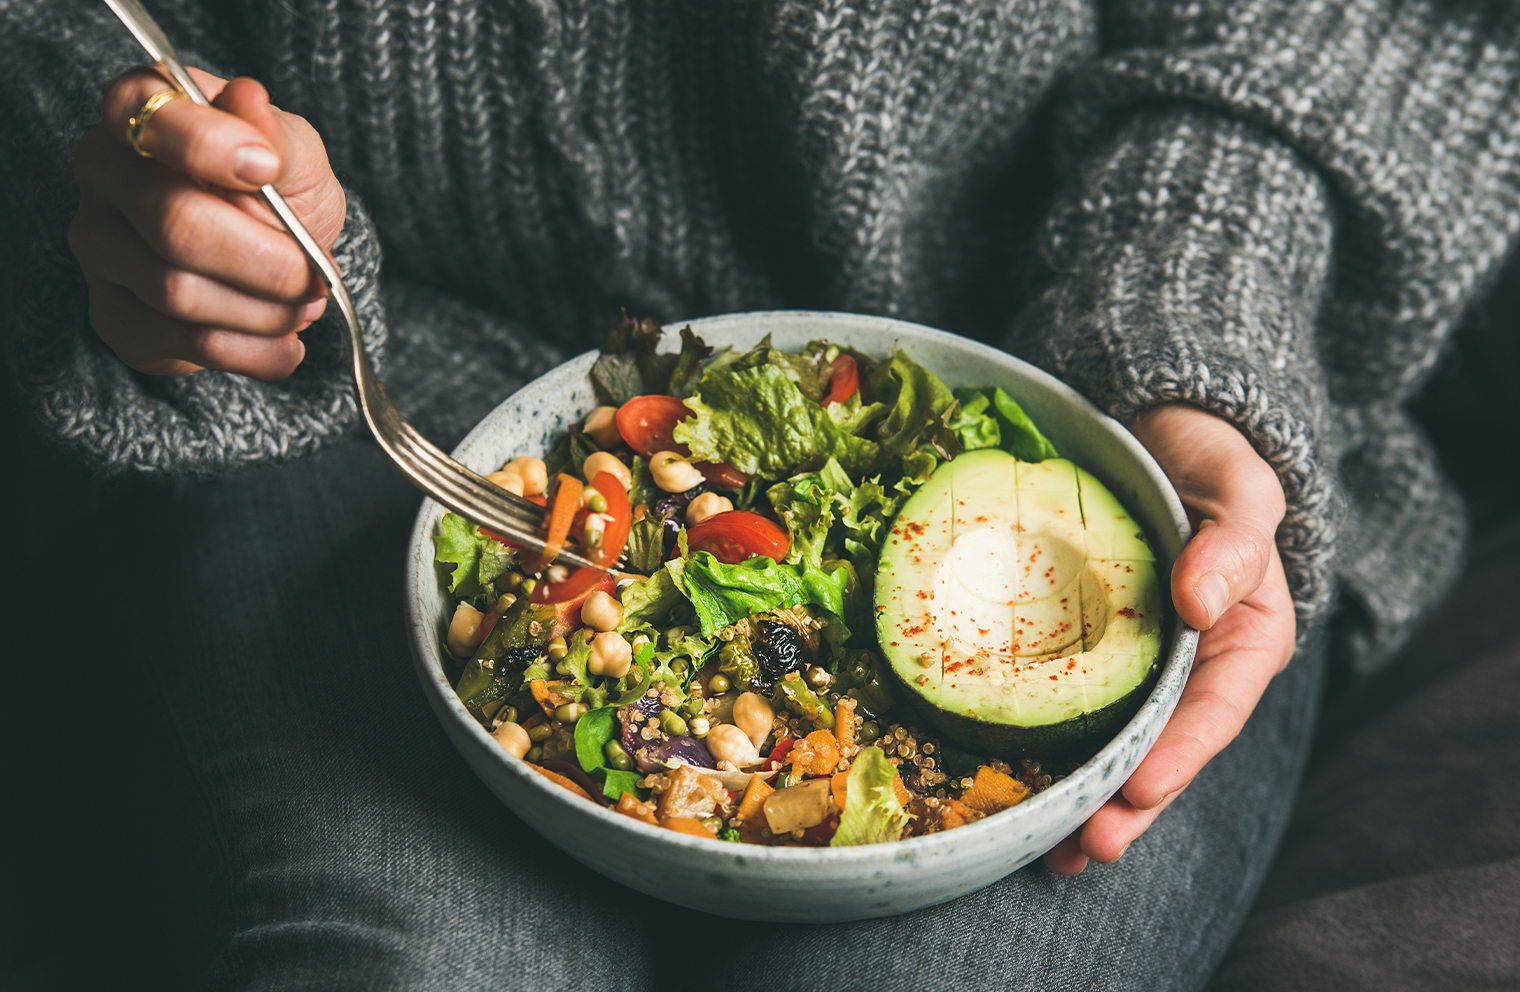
[708,674,730,695]
[671,657,690,675]
[555,702,588,724]
[525,745,544,763]
[659,709,689,737]
[681,696,705,717]
[520,578,537,596]
[546,636,568,661]
[859,720,882,745]
[528,722,554,743]
[603,739,633,771]
[700,816,723,833]
[584,489,609,513]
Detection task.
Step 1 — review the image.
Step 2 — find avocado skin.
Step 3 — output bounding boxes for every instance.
[893,657,1160,761]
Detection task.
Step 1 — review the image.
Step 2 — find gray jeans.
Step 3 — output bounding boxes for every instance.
[11,434,1328,992]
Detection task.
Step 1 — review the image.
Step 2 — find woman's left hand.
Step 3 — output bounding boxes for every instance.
[1043,403,1298,874]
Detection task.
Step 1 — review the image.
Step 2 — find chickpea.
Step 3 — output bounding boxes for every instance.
[685,492,733,525]
[586,631,633,678]
[580,590,623,632]
[582,451,632,490]
[583,406,623,449]
[705,723,761,768]
[732,692,775,749]
[491,721,532,759]
[446,602,485,658]
[484,469,525,496]
[649,451,705,493]
[501,456,548,496]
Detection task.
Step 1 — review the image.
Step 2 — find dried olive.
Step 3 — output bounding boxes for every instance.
[753,619,808,689]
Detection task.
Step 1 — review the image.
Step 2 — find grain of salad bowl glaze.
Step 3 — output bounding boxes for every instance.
[404,311,1198,923]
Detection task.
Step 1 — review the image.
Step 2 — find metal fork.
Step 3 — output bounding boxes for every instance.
[103,0,600,571]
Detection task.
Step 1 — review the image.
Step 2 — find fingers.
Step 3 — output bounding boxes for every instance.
[1128,404,1286,632]
[70,192,326,334]
[101,67,281,190]
[86,279,306,380]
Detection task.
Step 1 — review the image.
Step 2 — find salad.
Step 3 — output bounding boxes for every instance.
[434,315,1089,847]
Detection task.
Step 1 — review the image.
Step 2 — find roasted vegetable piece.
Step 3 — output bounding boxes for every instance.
[773,672,835,731]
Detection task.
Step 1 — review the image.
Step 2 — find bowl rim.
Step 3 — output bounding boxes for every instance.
[405,309,1199,865]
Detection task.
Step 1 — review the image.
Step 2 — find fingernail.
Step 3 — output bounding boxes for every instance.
[1197,572,1231,627]
[233,145,278,185]
[301,297,328,321]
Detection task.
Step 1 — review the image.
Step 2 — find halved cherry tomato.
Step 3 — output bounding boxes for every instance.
[530,471,632,604]
[616,396,748,491]
[533,570,617,630]
[685,510,790,564]
[822,353,859,407]
[616,395,693,458]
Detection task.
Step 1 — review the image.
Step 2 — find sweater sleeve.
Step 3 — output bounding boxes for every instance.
[0,0,388,478]
[1011,1,1520,667]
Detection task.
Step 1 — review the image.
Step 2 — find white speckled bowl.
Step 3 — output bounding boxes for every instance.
[405,311,1197,923]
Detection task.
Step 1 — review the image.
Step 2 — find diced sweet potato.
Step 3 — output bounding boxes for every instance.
[960,765,1031,815]
[613,792,659,826]
[530,764,595,803]
[736,774,775,824]
[660,816,717,838]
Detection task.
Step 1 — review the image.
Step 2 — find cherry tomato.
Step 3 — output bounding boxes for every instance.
[685,510,790,564]
[822,353,859,407]
[616,395,693,458]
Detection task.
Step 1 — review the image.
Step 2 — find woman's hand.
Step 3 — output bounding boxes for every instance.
[1044,403,1298,875]
[68,66,345,379]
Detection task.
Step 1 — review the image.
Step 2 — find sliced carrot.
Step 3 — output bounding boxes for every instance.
[530,764,595,803]
[520,473,584,573]
[892,773,911,808]
[830,770,849,813]
[960,765,1031,814]
[736,774,775,824]
[659,816,717,838]
[834,698,857,751]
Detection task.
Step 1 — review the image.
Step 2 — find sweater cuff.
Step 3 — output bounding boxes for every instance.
[1008,106,1343,629]
[13,192,387,478]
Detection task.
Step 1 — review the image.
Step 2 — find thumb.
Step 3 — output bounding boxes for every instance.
[1127,405,1285,631]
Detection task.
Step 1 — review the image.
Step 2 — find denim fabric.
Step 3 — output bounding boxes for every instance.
[32,435,1327,992]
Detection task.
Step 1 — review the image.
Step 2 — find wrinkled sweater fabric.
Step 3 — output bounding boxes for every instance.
[4,0,1519,672]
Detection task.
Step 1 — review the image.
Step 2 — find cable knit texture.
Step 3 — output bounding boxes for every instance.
[5,0,1520,669]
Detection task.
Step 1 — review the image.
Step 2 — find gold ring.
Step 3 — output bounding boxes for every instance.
[126,88,179,158]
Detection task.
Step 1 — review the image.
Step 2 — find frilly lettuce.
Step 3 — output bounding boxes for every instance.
[433,512,516,601]
[831,746,911,846]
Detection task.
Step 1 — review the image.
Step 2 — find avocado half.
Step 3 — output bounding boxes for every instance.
[875,449,1163,759]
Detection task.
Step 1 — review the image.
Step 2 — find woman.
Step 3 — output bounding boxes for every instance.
[3,0,1513,988]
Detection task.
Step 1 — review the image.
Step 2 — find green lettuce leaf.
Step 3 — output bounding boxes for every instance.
[590,314,717,405]
[947,389,1002,452]
[831,747,911,846]
[863,350,958,460]
[622,512,668,575]
[433,513,516,601]
[682,553,805,634]
[673,364,879,478]
[616,565,689,632]
[952,386,1058,462]
[542,430,600,481]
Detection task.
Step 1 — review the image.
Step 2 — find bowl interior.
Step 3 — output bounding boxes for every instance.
[405,310,1197,922]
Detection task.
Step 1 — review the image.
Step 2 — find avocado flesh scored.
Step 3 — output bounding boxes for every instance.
[875,449,1163,758]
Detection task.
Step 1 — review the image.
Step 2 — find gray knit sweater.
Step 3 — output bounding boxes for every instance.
[5,0,1519,671]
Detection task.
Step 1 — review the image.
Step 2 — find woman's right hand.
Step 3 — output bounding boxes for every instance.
[69,66,345,380]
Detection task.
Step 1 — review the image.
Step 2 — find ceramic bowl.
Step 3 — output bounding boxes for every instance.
[404,310,1197,923]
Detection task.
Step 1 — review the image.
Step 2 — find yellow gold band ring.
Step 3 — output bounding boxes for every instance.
[126,88,179,158]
